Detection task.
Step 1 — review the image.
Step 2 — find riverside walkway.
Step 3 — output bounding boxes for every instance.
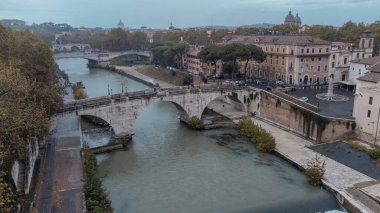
[250,117,379,213]
[200,97,379,212]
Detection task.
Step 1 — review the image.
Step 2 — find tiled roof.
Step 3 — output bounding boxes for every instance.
[351,55,380,65]
[222,35,330,46]
[369,62,380,73]
[357,71,380,83]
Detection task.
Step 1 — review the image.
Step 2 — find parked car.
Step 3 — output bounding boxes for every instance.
[275,81,285,86]
[254,80,262,85]
[266,85,273,91]
[298,97,309,102]
[235,80,245,86]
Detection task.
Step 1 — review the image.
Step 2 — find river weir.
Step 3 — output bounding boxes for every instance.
[56,57,345,213]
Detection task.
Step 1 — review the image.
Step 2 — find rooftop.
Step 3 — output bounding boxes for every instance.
[351,55,380,65]
[369,62,380,72]
[222,35,330,46]
[357,71,380,83]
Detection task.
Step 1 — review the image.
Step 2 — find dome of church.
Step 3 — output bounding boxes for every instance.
[295,13,302,25]
[284,10,295,23]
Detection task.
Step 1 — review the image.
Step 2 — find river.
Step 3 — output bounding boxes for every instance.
[56,58,345,213]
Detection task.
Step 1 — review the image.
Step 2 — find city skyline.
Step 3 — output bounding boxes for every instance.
[0,0,379,28]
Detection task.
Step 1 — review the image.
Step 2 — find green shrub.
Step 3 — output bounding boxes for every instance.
[182,75,193,86]
[74,88,88,100]
[83,149,114,213]
[237,117,276,153]
[257,139,276,152]
[188,116,204,130]
[304,155,326,186]
[368,147,380,160]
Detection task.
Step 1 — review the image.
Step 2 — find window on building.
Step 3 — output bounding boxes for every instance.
[282,56,285,65]
[332,54,335,59]
[307,48,309,53]
[318,66,321,71]
[325,65,327,71]
[283,48,285,52]
[319,48,322,53]
[311,58,314,61]
[291,49,294,55]
[312,48,315,53]
[311,66,314,70]
[301,49,304,54]
[362,53,365,58]
[301,58,304,62]
[270,59,273,64]
[332,62,335,68]
[369,97,373,105]
[276,48,279,52]
[266,47,268,51]
[326,48,329,52]
[367,110,371,118]
[344,58,348,64]
[356,53,360,58]
[318,58,321,61]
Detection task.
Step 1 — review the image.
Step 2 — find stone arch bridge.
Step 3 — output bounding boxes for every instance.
[84,51,152,67]
[55,86,260,138]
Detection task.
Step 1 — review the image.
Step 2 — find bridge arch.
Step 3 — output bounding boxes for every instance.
[133,99,190,126]
[200,93,245,122]
[71,46,81,52]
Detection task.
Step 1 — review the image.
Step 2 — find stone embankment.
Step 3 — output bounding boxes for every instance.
[115,66,174,88]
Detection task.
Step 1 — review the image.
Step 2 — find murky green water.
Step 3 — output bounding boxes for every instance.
[56,58,345,213]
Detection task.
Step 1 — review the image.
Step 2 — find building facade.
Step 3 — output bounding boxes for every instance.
[183,47,203,75]
[353,85,380,145]
[328,30,374,84]
[223,35,331,85]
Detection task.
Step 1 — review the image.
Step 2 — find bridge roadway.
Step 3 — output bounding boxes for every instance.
[56,85,261,137]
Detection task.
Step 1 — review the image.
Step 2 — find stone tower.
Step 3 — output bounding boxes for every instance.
[360,29,374,57]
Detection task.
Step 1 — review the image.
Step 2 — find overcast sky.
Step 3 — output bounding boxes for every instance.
[0,0,379,28]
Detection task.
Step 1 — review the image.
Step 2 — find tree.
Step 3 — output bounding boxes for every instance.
[219,43,247,79]
[150,42,188,69]
[241,44,266,77]
[337,21,366,43]
[198,44,222,76]
[304,155,326,186]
